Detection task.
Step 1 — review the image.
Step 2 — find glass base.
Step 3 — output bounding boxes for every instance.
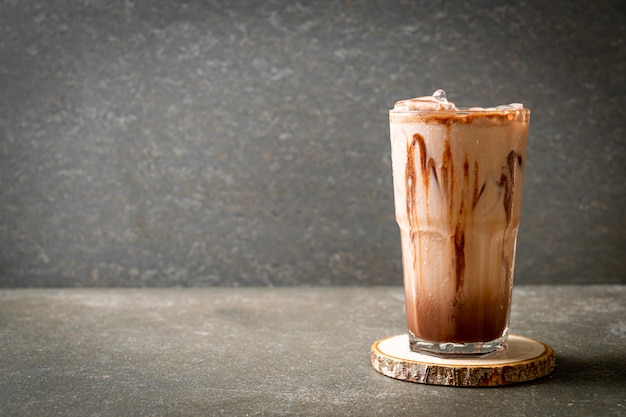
[408,331,509,358]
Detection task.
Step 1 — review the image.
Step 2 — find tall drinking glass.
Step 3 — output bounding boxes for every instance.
[389,91,529,356]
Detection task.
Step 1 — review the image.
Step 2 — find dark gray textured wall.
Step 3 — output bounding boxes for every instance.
[1,0,624,287]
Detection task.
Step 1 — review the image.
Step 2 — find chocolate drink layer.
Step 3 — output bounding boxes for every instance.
[390,100,529,344]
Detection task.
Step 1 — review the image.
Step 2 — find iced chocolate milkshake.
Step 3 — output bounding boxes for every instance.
[389,90,529,356]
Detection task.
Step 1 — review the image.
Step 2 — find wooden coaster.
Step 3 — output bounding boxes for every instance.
[371,334,555,387]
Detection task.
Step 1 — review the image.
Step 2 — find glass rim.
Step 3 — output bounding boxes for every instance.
[389,107,530,115]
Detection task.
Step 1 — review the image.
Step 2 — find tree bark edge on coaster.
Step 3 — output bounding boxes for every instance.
[370,334,556,387]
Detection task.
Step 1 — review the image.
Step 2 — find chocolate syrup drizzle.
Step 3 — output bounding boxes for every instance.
[405,133,523,292]
[501,150,524,223]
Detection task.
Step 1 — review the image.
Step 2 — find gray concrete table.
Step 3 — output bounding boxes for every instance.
[1,286,624,416]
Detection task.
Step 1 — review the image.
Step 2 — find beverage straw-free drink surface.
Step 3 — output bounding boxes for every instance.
[389,91,529,355]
